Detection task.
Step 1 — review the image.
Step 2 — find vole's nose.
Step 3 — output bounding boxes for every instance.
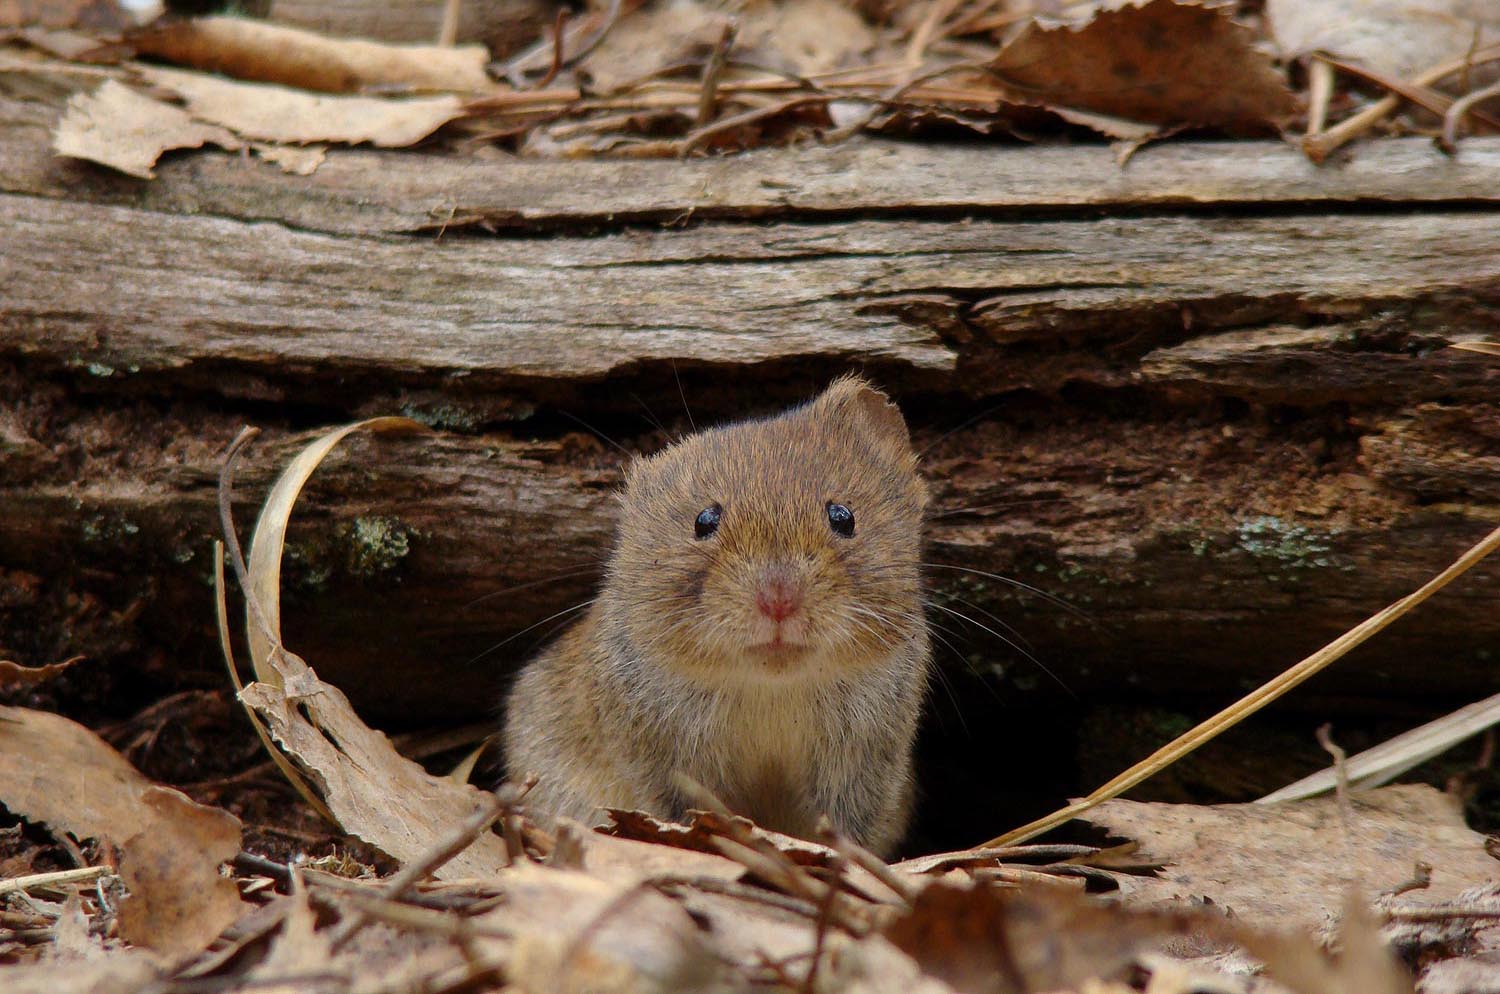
[755,571,802,622]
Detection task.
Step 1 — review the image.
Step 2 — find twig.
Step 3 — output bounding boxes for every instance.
[231,852,293,892]
[1315,723,1351,832]
[437,0,461,47]
[327,793,507,950]
[336,889,511,940]
[1387,903,1500,922]
[1384,862,1432,898]
[556,881,655,978]
[1304,43,1500,162]
[696,22,737,128]
[650,874,819,919]
[381,794,508,899]
[1306,57,1333,136]
[0,866,109,896]
[800,854,843,994]
[1318,55,1500,131]
[1439,79,1500,153]
[905,0,964,69]
[680,95,828,155]
[536,7,569,91]
[819,820,917,905]
[499,0,628,85]
[217,427,276,647]
[979,519,1500,848]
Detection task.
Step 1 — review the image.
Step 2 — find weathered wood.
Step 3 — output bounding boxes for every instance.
[3,194,1498,418]
[4,92,1500,237]
[2,373,1497,722]
[1,84,1498,728]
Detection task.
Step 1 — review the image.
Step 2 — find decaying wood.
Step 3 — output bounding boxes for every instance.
[1,83,1497,739]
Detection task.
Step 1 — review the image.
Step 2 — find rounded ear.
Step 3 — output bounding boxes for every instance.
[815,376,915,458]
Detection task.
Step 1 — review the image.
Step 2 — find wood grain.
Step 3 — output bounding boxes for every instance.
[1,85,1498,724]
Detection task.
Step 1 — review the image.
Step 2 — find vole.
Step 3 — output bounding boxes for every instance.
[502,377,930,857]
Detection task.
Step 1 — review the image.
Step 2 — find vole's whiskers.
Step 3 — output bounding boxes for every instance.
[468,598,597,664]
[558,410,635,459]
[946,594,1036,656]
[672,359,696,434]
[926,601,1074,698]
[462,565,604,609]
[904,561,1092,621]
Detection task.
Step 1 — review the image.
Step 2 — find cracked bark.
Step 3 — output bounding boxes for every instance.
[1,86,1498,746]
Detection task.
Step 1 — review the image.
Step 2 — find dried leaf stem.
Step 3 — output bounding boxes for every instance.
[980,520,1500,848]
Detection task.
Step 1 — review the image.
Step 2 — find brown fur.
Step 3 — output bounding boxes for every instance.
[503,377,930,857]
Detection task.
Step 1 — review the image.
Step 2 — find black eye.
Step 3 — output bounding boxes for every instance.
[826,502,854,537]
[694,504,722,539]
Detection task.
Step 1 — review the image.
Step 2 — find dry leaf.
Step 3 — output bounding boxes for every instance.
[609,808,838,867]
[0,655,82,690]
[0,957,160,994]
[0,705,247,956]
[129,16,498,95]
[992,0,1297,134]
[883,881,1217,994]
[243,887,333,983]
[1259,691,1500,803]
[577,0,729,93]
[53,79,241,179]
[251,142,327,176]
[1267,0,1499,80]
[568,820,748,885]
[485,864,730,994]
[580,0,879,93]
[736,0,880,76]
[48,892,100,961]
[233,418,510,878]
[137,65,465,147]
[1085,784,1500,931]
[1241,894,1414,994]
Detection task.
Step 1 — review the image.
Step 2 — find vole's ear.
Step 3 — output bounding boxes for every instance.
[815,375,915,458]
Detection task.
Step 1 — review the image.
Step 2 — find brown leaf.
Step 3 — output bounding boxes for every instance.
[735,0,881,77]
[1084,784,1500,931]
[129,16,498,95]
[566,819,746,885]
[608,808,835,867]
[576,1,729,93]
[0,656,82,690]
[883,881,1217,994]
[482,864,730,994]
[1241,894,1414,994]
[251,142,327,176]
[1267,0,1500,81]
[136,65,466,148]
[52,79,241,180]
[992,0,1297,135]
[0,705,248,956]
[232,418,510,879]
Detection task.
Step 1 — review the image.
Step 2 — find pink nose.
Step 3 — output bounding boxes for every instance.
[755,577,802,622]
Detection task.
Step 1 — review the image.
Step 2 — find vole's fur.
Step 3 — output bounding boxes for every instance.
[503,377,929,856]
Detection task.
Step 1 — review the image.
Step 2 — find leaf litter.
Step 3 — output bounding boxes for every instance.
[9,2,1500,990]
[19,0,1500,177]
[8,420,1500,992]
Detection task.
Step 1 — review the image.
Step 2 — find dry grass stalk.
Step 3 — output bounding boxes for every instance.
[981,519,1500,848]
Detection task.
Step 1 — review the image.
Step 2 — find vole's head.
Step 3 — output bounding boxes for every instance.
[604,377,928,683]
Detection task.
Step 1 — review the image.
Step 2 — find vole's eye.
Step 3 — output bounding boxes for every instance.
[826,502,855,537]
[694,504,722,539]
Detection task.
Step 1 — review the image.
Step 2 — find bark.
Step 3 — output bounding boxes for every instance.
[1,83,1498,725]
